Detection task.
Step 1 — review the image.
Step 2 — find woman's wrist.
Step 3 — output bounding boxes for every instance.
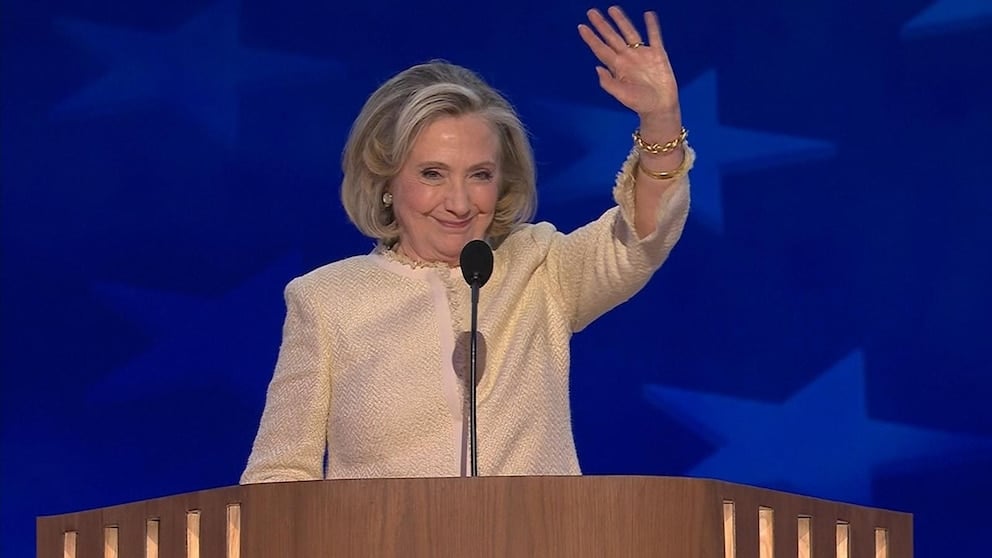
[637,146,689,180]
[636,107,682,139]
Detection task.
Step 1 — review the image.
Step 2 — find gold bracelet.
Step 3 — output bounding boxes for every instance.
[637,146,691,180]
[632,127,688,155]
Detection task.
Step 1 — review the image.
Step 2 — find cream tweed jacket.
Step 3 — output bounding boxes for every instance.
[241,148,693,482]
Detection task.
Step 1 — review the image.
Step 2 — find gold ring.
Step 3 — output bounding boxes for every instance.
[627,42,645,48]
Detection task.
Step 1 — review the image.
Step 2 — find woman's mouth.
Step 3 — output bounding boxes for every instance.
[436,218,473,230]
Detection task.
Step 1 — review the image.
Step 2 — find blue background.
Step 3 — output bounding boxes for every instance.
[3,0,991,556]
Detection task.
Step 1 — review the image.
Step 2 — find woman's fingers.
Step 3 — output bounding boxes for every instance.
[586,8,628,51]
[645,11,665,51]
[607,6,643,47]
[578,23,619,69]
[595,65,627,101]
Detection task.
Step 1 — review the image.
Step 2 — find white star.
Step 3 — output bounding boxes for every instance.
[88,254,301,403]
[903,0,992,38]
[644,350,992,504]
[537,70,834,233]
[53,1,343,145]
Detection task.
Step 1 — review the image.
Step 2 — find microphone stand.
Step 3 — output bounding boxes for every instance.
[468,277,480,477]
[460,238,492,478]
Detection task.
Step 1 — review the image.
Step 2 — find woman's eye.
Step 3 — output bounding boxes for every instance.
[472,170,494,181]
[420,169,443,180]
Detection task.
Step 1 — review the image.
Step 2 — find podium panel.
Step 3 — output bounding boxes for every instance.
[37,476,912,558]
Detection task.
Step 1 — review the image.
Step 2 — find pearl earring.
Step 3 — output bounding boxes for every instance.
[382,192,393,207]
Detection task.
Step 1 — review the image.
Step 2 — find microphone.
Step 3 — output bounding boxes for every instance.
[460,239,494,288]
[459,239,493,477]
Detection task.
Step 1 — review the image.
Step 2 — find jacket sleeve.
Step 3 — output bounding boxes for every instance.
[240,278,332,483]
[544,146,694,332]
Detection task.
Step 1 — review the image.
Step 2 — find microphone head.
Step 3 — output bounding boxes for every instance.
[460,239,494,287]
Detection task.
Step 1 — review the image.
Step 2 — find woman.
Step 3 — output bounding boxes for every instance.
[241,6,693,482]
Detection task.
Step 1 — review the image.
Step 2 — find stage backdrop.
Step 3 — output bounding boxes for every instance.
[2,0,991,556]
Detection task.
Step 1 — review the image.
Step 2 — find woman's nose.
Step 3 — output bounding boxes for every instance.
[445,180,471,216]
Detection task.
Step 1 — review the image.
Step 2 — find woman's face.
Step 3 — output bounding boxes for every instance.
[388,114,501,266]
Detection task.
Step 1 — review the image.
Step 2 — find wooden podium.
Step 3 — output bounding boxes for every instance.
[37,476,912,557]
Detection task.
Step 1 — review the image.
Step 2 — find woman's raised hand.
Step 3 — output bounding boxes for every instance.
[578,6,681,126]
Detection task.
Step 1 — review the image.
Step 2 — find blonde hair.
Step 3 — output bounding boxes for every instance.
[341,60,537,247]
